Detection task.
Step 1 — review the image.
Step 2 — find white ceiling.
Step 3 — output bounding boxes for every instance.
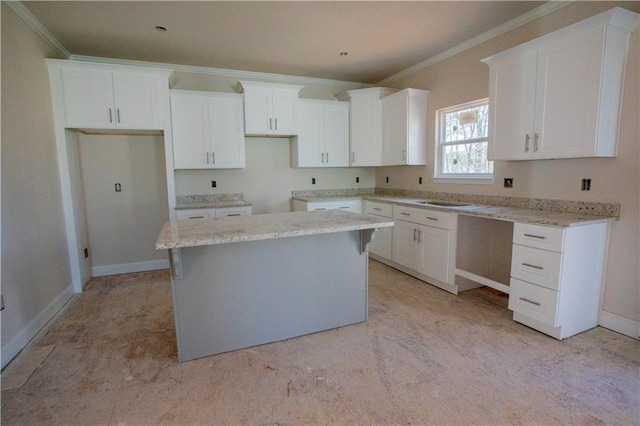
[22,1,549,84]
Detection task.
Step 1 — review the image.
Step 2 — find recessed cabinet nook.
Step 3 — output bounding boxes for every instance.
[484,7,638,160]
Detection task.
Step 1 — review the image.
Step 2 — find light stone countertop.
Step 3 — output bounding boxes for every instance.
[292,194,618,228]
[156,210,394,250]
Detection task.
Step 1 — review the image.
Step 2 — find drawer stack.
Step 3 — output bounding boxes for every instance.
[508,222,609,339]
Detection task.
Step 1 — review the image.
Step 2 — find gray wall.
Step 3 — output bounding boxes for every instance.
[1,4,70,366]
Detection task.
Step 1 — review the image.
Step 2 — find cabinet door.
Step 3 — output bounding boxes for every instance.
[112,73,163,130]
[370,226,392,260]
[171,94,210,169]
[294,101,324,167]
[419,225,450,283]
[392,221,421,271]
[243,87,272,134]
[323,102,349,167]
[62,69,115,128]
[487,51,537,161]
[533,28,603,159]
[382,91,408,165]
[209,94,246,168]
[271,89,298,135]
[349,94,381,166]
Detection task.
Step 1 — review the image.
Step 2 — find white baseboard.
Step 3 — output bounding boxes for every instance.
[91,259,169,277]
[1,283,74,369]
[599,311,640,339]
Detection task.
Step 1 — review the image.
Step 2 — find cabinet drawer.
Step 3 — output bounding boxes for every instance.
[511,244,562,290]
[393,206,450,230]
[215,206,251,218]
[308,200,362,213]
[364,201,392,218]
[509,278,559,327]
[513,223,564,252]
[176,209,215,220]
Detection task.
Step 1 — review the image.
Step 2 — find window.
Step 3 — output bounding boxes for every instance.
[435,99,493,183]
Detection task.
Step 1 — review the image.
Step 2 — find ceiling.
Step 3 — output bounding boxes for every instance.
[23,1,548,84]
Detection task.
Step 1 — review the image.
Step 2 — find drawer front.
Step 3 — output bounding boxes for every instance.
[509,278,559,327]
[176,209,215,220]
[365,201,393,218]
[215,206,252,218]
[393,206,450,230]
[511,244,562,290]
[309,200,362,213]
[513,223,564,252]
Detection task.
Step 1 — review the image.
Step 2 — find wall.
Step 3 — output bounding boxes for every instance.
[376,2,640,335]
[171,72,376,213]
[1,4,71,367]
[78,134,169,275]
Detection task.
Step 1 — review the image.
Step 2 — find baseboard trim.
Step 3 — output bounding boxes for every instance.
[599,311,640,339]
[91,259,169,277]
[1,283,74,369]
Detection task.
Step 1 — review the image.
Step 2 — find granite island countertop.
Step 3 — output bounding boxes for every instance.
[156,210,394,249]
[292,192,619,228]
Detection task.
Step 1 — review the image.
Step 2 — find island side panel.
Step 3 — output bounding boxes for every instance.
[171,230,368,362]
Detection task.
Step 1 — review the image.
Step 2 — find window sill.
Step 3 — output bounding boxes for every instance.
[432,176,494,185]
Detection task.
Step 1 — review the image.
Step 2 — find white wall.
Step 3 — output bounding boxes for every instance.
[78,134,169,274]
[172,72,375,213]
[1,4,71,367]
[376,2,640,334]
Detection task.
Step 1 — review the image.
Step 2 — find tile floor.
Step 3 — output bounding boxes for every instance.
[2,260,639,425]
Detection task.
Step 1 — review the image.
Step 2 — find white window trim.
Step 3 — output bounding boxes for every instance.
[434,98,492,184]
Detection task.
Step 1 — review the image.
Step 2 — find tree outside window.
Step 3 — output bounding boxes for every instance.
[436,99,493,181]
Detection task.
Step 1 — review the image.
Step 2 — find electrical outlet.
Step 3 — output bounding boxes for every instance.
[312,178,316,185]
[115,183,121,192]
[356,177,359,183]
[581,178,591,191]
[419,177,423,184]
[211,181,217,188]
[84,248,89,259]
[504,178,514,188]
[386,176,389,184]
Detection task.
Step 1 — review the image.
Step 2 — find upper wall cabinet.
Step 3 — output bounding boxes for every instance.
[238,81,303,136]
[483,7,639,161]
[59,66,167,130]
[291,99,349,168]
[381,88,429,166]
[170,90,245,169]
[338,87,397,167]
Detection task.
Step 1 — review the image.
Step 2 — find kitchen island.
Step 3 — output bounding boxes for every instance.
[156,210,394,362]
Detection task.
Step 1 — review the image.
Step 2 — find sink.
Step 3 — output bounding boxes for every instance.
[425,200,471,207]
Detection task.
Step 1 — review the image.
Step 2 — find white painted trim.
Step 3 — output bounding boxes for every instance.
[3,0,70,59]
[91,260,169,277]
[376,1,575,86]
[599,311,640,339]
[69,55,370,90]
[1,283,74,369]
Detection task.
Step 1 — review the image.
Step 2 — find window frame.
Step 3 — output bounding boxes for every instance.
[433,98,493,185]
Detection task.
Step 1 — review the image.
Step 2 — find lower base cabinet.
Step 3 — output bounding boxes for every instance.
[364,201,393,260]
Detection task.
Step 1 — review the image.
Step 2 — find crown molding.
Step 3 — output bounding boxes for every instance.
[4,0,70,59]
[376,1,575,86]
[68,55,371,89]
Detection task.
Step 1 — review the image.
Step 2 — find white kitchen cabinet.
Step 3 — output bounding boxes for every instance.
[364,201,393,260]
[392,205,452,285]
[176,206,251,220]
[170,90,245,169]
[508,222,609,339]
[62,69,164,130]
[291,99,349,168]
[292,199,362,214]
[484,7,639,160]
[239,81,302,136]
[338,88,397,167]
[381,89,429,166]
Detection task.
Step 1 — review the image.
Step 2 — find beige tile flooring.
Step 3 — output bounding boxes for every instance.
[2,260,639,425]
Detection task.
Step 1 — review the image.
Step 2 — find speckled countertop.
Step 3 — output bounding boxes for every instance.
[156,210,394,249]
[175,193,252,210]
[292,189,619,228]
